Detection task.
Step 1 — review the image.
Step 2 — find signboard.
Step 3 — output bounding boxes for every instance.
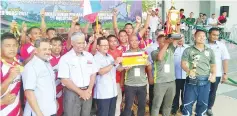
[1,0,142,31]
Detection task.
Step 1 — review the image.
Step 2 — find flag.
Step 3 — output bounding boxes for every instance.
[83,0,102,23]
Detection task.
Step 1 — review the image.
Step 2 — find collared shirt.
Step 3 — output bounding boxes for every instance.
[151,44,176,83]
[93,52,117,99]
[22,56,57,116]
[182,45,216,76]
[207,18,218,25]
[174,44,189,79]
[146,43,159,63]
[58,49,97,87]
[207,41,230,76]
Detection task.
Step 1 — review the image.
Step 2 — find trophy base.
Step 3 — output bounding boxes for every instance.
[167,33,182,40]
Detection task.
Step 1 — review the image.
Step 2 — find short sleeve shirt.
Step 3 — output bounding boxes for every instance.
[182,45,216,76]
[151,44,176,83]
[22,56,57,116]
[58,49,97,87]
[93,52,117,99]
[124,49,151,86]
[207,41,230,76]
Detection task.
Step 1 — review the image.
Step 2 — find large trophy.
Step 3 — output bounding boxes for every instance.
[166,0,182,39]
[189,55,200,79]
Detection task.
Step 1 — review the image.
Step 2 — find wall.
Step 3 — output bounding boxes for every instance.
[164,0,200,19]
[215,1,237,31]
[200,1,211,17]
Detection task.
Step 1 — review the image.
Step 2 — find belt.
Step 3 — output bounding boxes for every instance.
[186,76,209,86]
[79,86,89,90]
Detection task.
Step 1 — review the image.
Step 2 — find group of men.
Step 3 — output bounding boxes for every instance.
[1,8,230,116]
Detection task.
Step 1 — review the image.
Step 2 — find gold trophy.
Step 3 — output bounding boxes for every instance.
[189,55,200,79]
[166,0,182,39]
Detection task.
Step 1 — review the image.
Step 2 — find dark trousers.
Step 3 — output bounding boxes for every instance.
[96,96,117,116]
[182,82,210,116]
[123,85,147,116]
[208,77,221,109]
[149,84,154,114]
[172,79,185,112]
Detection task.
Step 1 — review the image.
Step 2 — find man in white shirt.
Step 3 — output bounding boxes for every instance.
[207,14,218,27]
[94,37,125,116]
[22,38,57,116]
[206,28,230,116]
[149,10,161,42]
[171,36,189,115]
[58,32,97,116]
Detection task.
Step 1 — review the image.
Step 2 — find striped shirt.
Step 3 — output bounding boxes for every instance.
[0,59,22,116]
[49,55,63,115]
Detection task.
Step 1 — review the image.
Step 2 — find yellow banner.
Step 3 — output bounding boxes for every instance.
[122,52,148,67]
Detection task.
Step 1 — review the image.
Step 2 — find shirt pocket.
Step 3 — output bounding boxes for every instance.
[86,64,93,74]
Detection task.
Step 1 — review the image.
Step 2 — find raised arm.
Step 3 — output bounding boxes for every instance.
[132,16,142,35]
[138,8,152,37]
[40,9,47,38]
[82,23,90,35]
[112,9,120,36]
[157,39,173,61]
[66,16,79,50]
[20,22,28,45]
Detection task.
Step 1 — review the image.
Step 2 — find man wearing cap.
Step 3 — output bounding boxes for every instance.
[57,32,97,116]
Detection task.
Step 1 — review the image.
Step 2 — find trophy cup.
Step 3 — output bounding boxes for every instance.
[166,0,182,40]
[189,55,200,79]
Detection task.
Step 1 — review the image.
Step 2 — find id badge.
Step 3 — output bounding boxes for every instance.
[134,68,140,77]
[164,64,170,73]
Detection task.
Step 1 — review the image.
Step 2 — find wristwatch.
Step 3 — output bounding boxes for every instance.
[223,73,227,75]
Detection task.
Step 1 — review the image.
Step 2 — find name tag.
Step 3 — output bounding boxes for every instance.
[134,68,140,77]
[164,64,170,73]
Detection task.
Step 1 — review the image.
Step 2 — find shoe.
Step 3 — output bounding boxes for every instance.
[180,105,184,112]
[171,109,177,115]
[206,109,213,116]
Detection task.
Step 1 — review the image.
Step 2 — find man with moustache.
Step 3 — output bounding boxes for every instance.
[22,38,57,116]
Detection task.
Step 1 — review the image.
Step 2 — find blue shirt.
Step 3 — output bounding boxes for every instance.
[174,44,189,79]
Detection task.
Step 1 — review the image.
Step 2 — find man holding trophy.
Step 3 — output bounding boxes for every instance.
[181,30,216,116]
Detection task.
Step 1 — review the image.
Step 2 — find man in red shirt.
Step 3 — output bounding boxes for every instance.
[107,35,123,116]
[218,11,227,24]
[20,27,42,65]
[180,9,186,19]
[117,30,129,52]
[1,32,23,116]
[49,37,64,116]
[139,27,153,50]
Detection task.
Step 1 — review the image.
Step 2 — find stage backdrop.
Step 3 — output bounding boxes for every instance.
[0,0,149,33]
